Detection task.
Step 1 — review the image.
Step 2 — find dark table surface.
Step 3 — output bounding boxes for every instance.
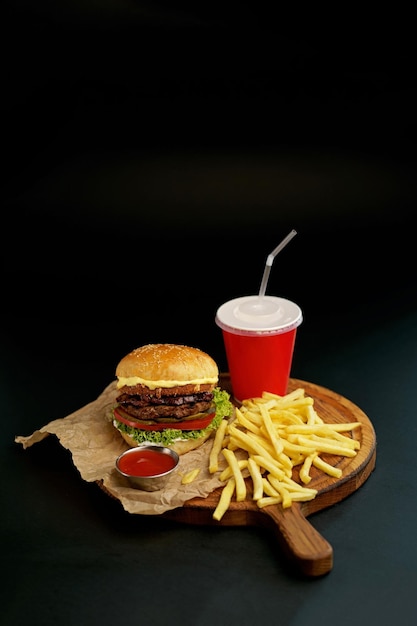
[2,3,417,625]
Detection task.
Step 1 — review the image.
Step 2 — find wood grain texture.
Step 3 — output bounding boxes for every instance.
[164,375,377,577]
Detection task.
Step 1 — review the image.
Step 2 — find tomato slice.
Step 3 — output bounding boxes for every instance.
[113,407,215,431]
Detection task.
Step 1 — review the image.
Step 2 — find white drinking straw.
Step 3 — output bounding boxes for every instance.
[258,229,297,299]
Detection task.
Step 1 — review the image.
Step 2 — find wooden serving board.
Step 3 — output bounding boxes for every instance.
[164,375,377,577]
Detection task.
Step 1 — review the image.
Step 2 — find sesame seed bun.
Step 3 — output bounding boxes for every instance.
[116,343,219,389]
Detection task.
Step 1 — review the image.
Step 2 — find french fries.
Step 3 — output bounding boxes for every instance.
[209,388,362,520]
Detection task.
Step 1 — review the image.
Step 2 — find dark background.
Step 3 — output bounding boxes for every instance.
[2,4,417,625]
[3,3,415,384]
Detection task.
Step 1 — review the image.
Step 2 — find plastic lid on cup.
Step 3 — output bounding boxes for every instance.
[215,295,303,336]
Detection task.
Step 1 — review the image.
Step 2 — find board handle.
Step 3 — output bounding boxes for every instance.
[262,504,333,576]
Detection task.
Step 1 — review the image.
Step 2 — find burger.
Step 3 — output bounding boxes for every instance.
[111,343,233,455]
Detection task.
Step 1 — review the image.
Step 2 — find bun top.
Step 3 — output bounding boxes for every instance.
[115,343,219,389]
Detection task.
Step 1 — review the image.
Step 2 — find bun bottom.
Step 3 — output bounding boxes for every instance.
[117,428,213,455]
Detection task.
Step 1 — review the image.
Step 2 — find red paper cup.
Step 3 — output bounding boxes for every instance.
[215,296,303,402]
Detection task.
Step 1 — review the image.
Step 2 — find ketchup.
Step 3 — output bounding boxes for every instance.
[118,449,176,477]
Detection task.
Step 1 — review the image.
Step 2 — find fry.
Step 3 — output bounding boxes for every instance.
[309,431,359,451]
[294,435,357,457]
[269,473,317,497]
[276,451,293,473]
[287,491,318,502]
[261,388,305,404]
[228,424,276,461]
[257,496,282,508]
[248,431,277,457]
[247,457,264,500]
[236,409,261,434]
[222,448,246,501]
[271,410,304,425]
[280,487,293,508]
[299,453,315,484]
[209,418,228,473]
[252,454,286,480]
[213,477,235,521]
[284,424,360,451]
[305,404,323,424]
[280,438,318,458]
[285,422,361,434]
[313,455,343,478]
[219,459,248,482]
[262,477,280,497]
[181,468,200,484]
[272,483,292,508]
[325,430,360,450]
[259,403,284,456]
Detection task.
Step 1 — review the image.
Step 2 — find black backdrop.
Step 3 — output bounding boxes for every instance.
[2,6,417,625]
[3,2,416,388]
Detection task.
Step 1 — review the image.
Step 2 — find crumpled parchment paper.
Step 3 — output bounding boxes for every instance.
[15,381,229,515]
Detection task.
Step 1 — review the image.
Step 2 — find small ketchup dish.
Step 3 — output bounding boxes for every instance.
[115,445,179,491]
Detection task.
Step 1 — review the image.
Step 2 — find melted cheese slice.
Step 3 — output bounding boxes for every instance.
[116,375,218,390]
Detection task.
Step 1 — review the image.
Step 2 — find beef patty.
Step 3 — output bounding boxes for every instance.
[116,389,214,421]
